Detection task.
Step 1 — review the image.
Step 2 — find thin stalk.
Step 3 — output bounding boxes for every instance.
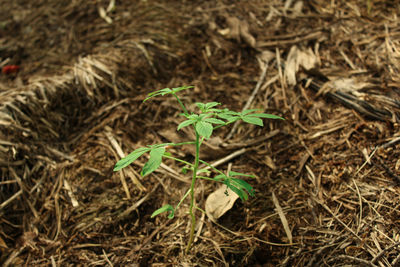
[171,141,196,146]
[173,93,189,115]
[185,131,200,253]
[195,206,206,214]
[196,176,218,182]
[176,188,191,210]
[162,154,193,166]
[213,118,240,130]
[199,159,226,176]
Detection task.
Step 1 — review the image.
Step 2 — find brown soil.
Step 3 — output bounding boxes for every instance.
[1,0,400,266]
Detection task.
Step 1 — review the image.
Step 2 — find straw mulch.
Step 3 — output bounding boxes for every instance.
[1,0,400,266]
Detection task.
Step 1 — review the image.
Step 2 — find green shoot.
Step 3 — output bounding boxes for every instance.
[113,86,284,253]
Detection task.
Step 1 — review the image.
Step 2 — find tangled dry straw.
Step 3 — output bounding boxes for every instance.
[1,0,400,266]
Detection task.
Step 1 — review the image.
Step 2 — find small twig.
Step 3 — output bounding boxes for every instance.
[392,253,400,266]
[118,184,160,219]
[257,31,323,48]
[102,249,114,267]
[201,148,247,171]
[63,179,79,207]
[332,255,379,267]
[355,147,378,176]
[312,196,362,242]
[50,256,57,267]
[197,236,228,267]
[371,241,400,264]
[276,47,288,108]
[127,222,168,256]
[373,156,400,184]
[3,247,25,267]
[0,189,22,211]
[381,136,400,149]
[194,210,205,243]
[352,178,363,235]
[272,191,292,244]
[251,236,297,246]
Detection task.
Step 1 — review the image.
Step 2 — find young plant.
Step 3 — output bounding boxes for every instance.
[114,86,284,252]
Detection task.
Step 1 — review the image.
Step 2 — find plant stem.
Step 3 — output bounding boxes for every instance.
[173,93,189,115]
[185,131,200,253]
[176,188,191,210]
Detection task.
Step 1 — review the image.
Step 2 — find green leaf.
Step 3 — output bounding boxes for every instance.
[204,117,226,125]
[151,204,175,219]
[242,116,264,126]
[248,113,284,120]
[181,166,190,174]
[219,108,238,114]
[196,168,211,174]
[205,102,221,109]
[144,88,172,102]
[141,147,165,176]
[213,174,226,181]
[196,103,205,111]
[241,109,261,115]
[181,113,198,120]
[226,116,240,123]
[143,86,193,102]
[226,182,248,201]
[217,113,234,120]
[171,85,193,94]
[196,121,213,138]
[231,178,255,197]
[207,108,222,113]
[217,109,240,122]
[177,119,195,130]
[198,113,213,120]
[114,147,150,171]
[228,171,255,178]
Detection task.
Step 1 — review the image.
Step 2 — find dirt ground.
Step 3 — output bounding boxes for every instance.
[1,0,400,266]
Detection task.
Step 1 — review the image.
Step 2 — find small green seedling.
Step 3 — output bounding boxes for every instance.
[114,86,284,252]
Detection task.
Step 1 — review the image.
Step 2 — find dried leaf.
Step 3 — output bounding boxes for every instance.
[293,1,304,16]
[205,186,239,222]
[285,46,318,85]
[219,17,256,48]
[257,50,275,66]
[0,235,8,250]
[239,20,256,48]
[265,155,277,170]
[98,6,113,24]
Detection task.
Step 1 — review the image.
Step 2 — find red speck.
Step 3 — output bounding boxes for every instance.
[2,65,20,75]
